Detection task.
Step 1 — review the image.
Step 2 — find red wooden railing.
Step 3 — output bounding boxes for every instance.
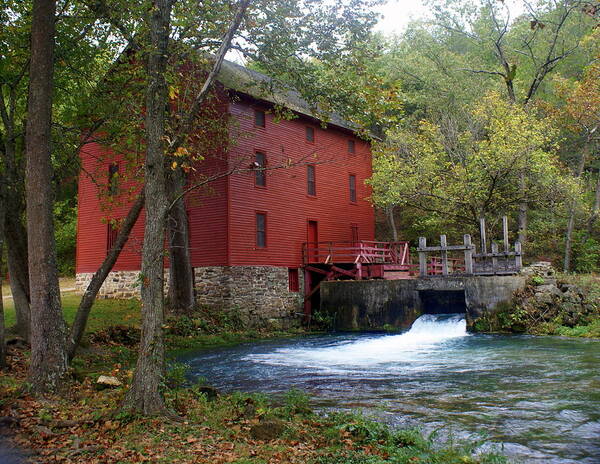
[302,241,411,266]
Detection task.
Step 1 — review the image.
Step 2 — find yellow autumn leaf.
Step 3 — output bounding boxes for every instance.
[171,161,178,169]
[175,146,189,157]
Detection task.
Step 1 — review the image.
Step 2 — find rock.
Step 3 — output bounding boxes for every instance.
[195,385,220,400]
[521,262,555,277]
[250,419,286,441]
[96,375,122,388]
[534,292,553,305]
[6,337,28,348]
[534,284,562,296]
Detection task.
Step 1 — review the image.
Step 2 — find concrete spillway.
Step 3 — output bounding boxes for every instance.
[319,275,526,331]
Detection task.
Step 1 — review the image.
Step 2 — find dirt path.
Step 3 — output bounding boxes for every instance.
[2,277,76,301]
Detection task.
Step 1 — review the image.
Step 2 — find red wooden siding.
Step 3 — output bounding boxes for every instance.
[76,96,374,273]
[226,99,374,268]
[76,141,146,273]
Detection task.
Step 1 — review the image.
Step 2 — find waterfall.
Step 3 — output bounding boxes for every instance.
[245,314,468,369]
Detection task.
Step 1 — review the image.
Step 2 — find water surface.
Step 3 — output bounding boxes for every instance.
[182,315,600,463]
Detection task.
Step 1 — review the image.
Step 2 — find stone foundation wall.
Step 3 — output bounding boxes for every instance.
[76,265,304,328]
[76,271,142,299]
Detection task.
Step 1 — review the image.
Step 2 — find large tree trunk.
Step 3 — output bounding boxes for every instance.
[563,145,589,272]
[0,189,6,369]
[4,212,30,341]
[123,0,172,415]
[25,0,68,393]
[68,193,144,359]
[166,169,195,314]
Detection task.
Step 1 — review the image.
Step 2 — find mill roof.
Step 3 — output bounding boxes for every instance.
[218,59,356,132]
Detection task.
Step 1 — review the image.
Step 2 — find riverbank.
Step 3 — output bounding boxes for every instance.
[0,298,508,463]
[472,272,600,337]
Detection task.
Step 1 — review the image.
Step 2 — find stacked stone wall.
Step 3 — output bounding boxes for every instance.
[76,265,304,328]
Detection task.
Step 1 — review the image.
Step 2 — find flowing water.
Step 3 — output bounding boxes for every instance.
[182,314,600,463]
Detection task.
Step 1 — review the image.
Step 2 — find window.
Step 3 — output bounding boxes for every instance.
[288,268,300,292]
[351,224,359,245]
[108,163,119,195]
[307,165,316,196]
[256,212,266,248]
[349,174,357,203]
[254,109,265,127]
[106,223,119,254]
[348,139,356,154]
[255,151,266,187]
[305,126,314,143]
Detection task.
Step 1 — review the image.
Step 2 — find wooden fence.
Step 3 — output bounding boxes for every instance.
[417,217,522,277]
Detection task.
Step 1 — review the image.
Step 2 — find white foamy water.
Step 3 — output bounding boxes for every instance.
[244,314,468,369]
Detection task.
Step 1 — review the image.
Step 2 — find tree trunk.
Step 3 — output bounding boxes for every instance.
[4,213,30,341]
[0,189,6,369]
[0,110,31,341]
[68,193,144,359]
[587,170,600,236]
[166,169,195,314]
[517,173,528,248]
[563,145,589,272]
[25,0,68,393]
[387,205,398,241]
[123,0,172,415]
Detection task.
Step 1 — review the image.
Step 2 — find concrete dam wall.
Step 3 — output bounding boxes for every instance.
[320,276,527,331]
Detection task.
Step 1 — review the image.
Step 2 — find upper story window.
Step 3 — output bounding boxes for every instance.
[349,174,357,203]
[305,126,315,143]
[348,139,356,154]
[254,109,266,128]
[256,212,267,248]
[108,163,119,195]
[307,165,316,196]
[255,151,266,187]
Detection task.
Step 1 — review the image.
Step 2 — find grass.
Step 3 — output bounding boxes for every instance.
[3,293,142,334]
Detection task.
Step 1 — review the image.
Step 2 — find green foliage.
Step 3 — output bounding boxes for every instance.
[282,388,313,417]
[53,200,77,275]
[319,411,508,464]
[572,233,600,273]
[311,310,335,331]
[163,361,190,390]
[531,276,545,286]
[369,93,572,230]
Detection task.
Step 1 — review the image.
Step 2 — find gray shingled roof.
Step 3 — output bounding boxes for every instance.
[218,59,355,132]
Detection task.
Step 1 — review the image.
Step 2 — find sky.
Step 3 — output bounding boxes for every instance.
[374,0,526,35]
[374,0,430,35]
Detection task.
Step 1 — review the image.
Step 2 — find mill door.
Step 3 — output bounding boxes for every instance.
[307,220,319,263]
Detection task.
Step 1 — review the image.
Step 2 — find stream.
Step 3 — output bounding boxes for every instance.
[181,314,600,463]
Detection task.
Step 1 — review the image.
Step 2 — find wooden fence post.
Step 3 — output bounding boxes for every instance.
[440,234,448,276]
[515,241,522,270]
[418,237,427,277]
[464,234,473,274]
[491,242,498,274]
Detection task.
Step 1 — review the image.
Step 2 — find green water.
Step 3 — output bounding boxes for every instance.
[182,314,600,463]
